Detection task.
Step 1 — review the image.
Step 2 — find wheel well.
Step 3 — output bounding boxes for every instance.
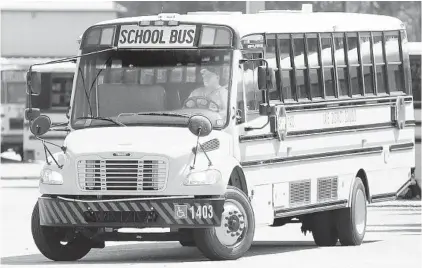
[356,169,371,202]
[228,166,248,195]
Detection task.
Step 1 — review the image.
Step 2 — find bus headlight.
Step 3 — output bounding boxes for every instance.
[40,169,63,185]
[184,169,221,186]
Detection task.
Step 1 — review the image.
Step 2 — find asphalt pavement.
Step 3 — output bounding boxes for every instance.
[0,185,420,268]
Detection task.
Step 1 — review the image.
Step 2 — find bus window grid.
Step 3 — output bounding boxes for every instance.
[254,30,408,105]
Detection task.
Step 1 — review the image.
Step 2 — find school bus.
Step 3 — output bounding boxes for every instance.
[1,61,26,159]
[23,61,75,161]
[26,11,415,261]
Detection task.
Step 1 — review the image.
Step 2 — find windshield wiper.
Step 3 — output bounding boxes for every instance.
[137,112,191,118]
[76,116,126,126]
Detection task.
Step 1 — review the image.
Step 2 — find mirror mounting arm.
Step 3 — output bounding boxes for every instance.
[37,137,65,169]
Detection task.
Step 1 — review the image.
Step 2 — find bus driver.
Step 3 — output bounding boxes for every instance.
[184,66,228,115]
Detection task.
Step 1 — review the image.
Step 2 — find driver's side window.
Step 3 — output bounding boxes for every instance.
[242,52,264,121]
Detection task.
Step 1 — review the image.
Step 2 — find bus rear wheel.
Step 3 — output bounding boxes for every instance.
[335,177,367,246]
[31,202,92,261]
[193,186,255,260]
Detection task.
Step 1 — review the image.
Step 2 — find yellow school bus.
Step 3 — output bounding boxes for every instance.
[27,11,415,261]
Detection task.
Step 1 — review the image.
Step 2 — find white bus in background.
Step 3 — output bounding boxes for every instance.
[24,61,75,161]
[407,42,421,193]
[1,61,27,159]
[26,11,415,261]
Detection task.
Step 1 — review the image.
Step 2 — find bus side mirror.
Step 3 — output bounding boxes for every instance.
[30,115,51,136]
[26,71,42,96]
[257,66,267,90]
[25,108,41,121]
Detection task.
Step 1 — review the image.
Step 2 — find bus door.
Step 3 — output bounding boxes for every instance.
[236,36,280,225]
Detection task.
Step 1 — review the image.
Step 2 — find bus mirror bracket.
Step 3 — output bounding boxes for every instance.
[25,108,41,121]
[258,104,287,141]
[26,71,42,96]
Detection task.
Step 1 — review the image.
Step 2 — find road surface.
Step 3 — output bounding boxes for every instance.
[1,184,420,268]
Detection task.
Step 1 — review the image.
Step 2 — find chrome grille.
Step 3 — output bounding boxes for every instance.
[289,180,311,206]
[317,177,338,202]
[77,159,167,191]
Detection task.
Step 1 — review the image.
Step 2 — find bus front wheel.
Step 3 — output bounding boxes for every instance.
[336,177,367,246]
[193,186,255,260]
[31,202,92,261]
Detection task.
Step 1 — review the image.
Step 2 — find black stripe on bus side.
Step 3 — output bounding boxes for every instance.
[274,200,348,216]
[389,142,414,152]
[241,146,383,168]
[283,96,413,111]
[371,193,396,202]
[239,120,415,142]
[29,135,65,140]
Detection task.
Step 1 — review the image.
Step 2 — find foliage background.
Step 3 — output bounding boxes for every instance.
[117,1,421,42]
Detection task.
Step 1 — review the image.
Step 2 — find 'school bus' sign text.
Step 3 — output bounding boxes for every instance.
[118,25,196,48]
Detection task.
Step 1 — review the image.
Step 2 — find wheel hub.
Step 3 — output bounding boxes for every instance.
[227,215,241,232]
[214,200,247,247]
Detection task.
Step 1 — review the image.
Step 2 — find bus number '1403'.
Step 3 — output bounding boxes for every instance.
[189,205,214,220]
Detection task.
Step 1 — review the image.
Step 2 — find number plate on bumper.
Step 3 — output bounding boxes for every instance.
[38,197,225,227]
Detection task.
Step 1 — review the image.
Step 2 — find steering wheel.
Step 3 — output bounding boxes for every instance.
[182,96,220,113]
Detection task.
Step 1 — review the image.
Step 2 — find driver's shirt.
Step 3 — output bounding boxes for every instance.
[189,86,228,112]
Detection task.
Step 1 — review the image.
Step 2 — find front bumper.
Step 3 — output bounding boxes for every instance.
[38,196,224,228]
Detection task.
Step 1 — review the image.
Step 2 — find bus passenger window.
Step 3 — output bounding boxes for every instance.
[293,34,309,100]
[373,32,387,94]
[277,36,294,101]
[51,73,73,108]
[334,33,349,97]
[306,34,323,98]
[347,33,362,95]
[321,34,335,97]
[410,55,421,102]
[360,33,374,94]
[385,32,405,92]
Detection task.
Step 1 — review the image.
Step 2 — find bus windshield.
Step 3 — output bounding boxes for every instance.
[71,49,232,129]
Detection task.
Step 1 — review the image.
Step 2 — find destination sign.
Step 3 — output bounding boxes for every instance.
[118,25,196,48]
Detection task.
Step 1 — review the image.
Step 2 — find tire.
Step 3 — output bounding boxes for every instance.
[311,211,338,246]
[31,202,92,261]
[193,186,255,260]
[178,229,196,247]
[336,177,367,246]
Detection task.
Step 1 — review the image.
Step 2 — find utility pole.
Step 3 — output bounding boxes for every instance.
[246,1,265,14]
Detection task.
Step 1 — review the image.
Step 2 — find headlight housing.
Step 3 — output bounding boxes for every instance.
[40,169,63,185]
[184,169,221,186]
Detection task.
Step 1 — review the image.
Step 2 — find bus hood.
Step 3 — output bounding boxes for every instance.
[64,126,229,158]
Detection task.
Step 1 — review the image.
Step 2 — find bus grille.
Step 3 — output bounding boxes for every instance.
[289,180,311,206]
[317,177,338,202]
[77,159,167,191]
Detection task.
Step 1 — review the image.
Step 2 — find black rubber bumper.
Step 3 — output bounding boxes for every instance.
[38,196,225,228]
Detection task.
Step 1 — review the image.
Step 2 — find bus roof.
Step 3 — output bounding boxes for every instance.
[95,12,405,37]
[32,61,76,73]
[406,42,422,56]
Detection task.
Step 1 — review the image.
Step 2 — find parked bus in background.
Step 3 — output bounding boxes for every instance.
[26,12,415,261]
[407,42,421,195]
[23,61,75,161]
[1,60,26,159]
